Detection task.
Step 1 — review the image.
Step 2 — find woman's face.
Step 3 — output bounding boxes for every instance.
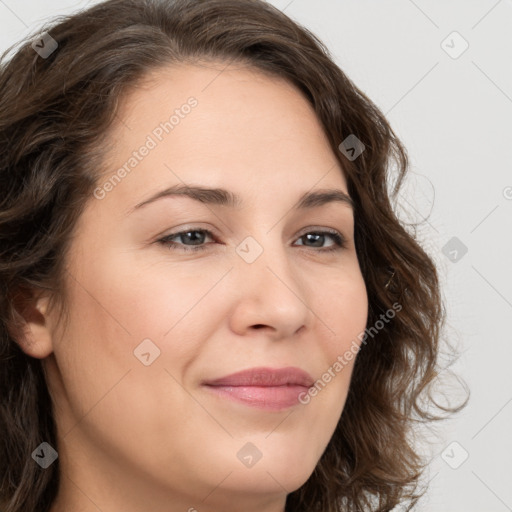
[42,62,368,512]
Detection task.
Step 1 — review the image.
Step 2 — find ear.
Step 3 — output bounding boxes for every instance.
[9,286,55,359]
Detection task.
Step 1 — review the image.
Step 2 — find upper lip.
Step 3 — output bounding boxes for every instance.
[202,366,314,387]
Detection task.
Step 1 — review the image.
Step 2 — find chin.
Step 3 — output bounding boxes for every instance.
[217,443,318,496]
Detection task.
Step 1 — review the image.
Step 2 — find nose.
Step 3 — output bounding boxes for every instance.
[228,236,313,340]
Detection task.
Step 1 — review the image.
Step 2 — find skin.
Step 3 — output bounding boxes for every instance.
[21,61,368,512]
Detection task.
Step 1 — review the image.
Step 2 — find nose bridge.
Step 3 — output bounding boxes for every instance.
[236,230,297,290]
[231,229,311,334]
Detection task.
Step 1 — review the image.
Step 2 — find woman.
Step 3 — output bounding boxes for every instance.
[0,1,468,511]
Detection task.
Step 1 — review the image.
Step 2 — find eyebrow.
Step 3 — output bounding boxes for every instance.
[128,184,354,213]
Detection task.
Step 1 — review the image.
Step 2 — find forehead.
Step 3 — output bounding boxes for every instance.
[97,61,350,213]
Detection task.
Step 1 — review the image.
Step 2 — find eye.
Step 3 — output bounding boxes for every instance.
[294,228,347,252]
[156,227,347,253]
[157,229,216,252]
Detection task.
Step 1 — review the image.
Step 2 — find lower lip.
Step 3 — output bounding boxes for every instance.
[203,385,310,410]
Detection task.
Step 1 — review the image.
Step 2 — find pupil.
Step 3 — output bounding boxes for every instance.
[184,231,203,245]
[306,233,322,247]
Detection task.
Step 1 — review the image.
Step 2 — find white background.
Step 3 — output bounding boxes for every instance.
[1,1,511,510]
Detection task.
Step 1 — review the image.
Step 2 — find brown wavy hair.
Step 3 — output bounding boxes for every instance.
[0,1,468,511]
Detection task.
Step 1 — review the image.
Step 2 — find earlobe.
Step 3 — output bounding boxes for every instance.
[9,288,55,359]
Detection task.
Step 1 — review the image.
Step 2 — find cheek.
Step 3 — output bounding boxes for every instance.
[292,268,368,421]
[50,259,216,472]
[310,271,367,407]
[318,268,369,354]
[68,246,221,341]
[57,238,235,390]
[49,279,135,434]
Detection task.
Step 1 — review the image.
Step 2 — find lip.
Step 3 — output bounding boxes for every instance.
[201,366,314,411]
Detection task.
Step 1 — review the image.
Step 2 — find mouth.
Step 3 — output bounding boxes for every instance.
[201,366,314,411]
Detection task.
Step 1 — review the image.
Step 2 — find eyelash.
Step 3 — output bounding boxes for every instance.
[156,228,347,253]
